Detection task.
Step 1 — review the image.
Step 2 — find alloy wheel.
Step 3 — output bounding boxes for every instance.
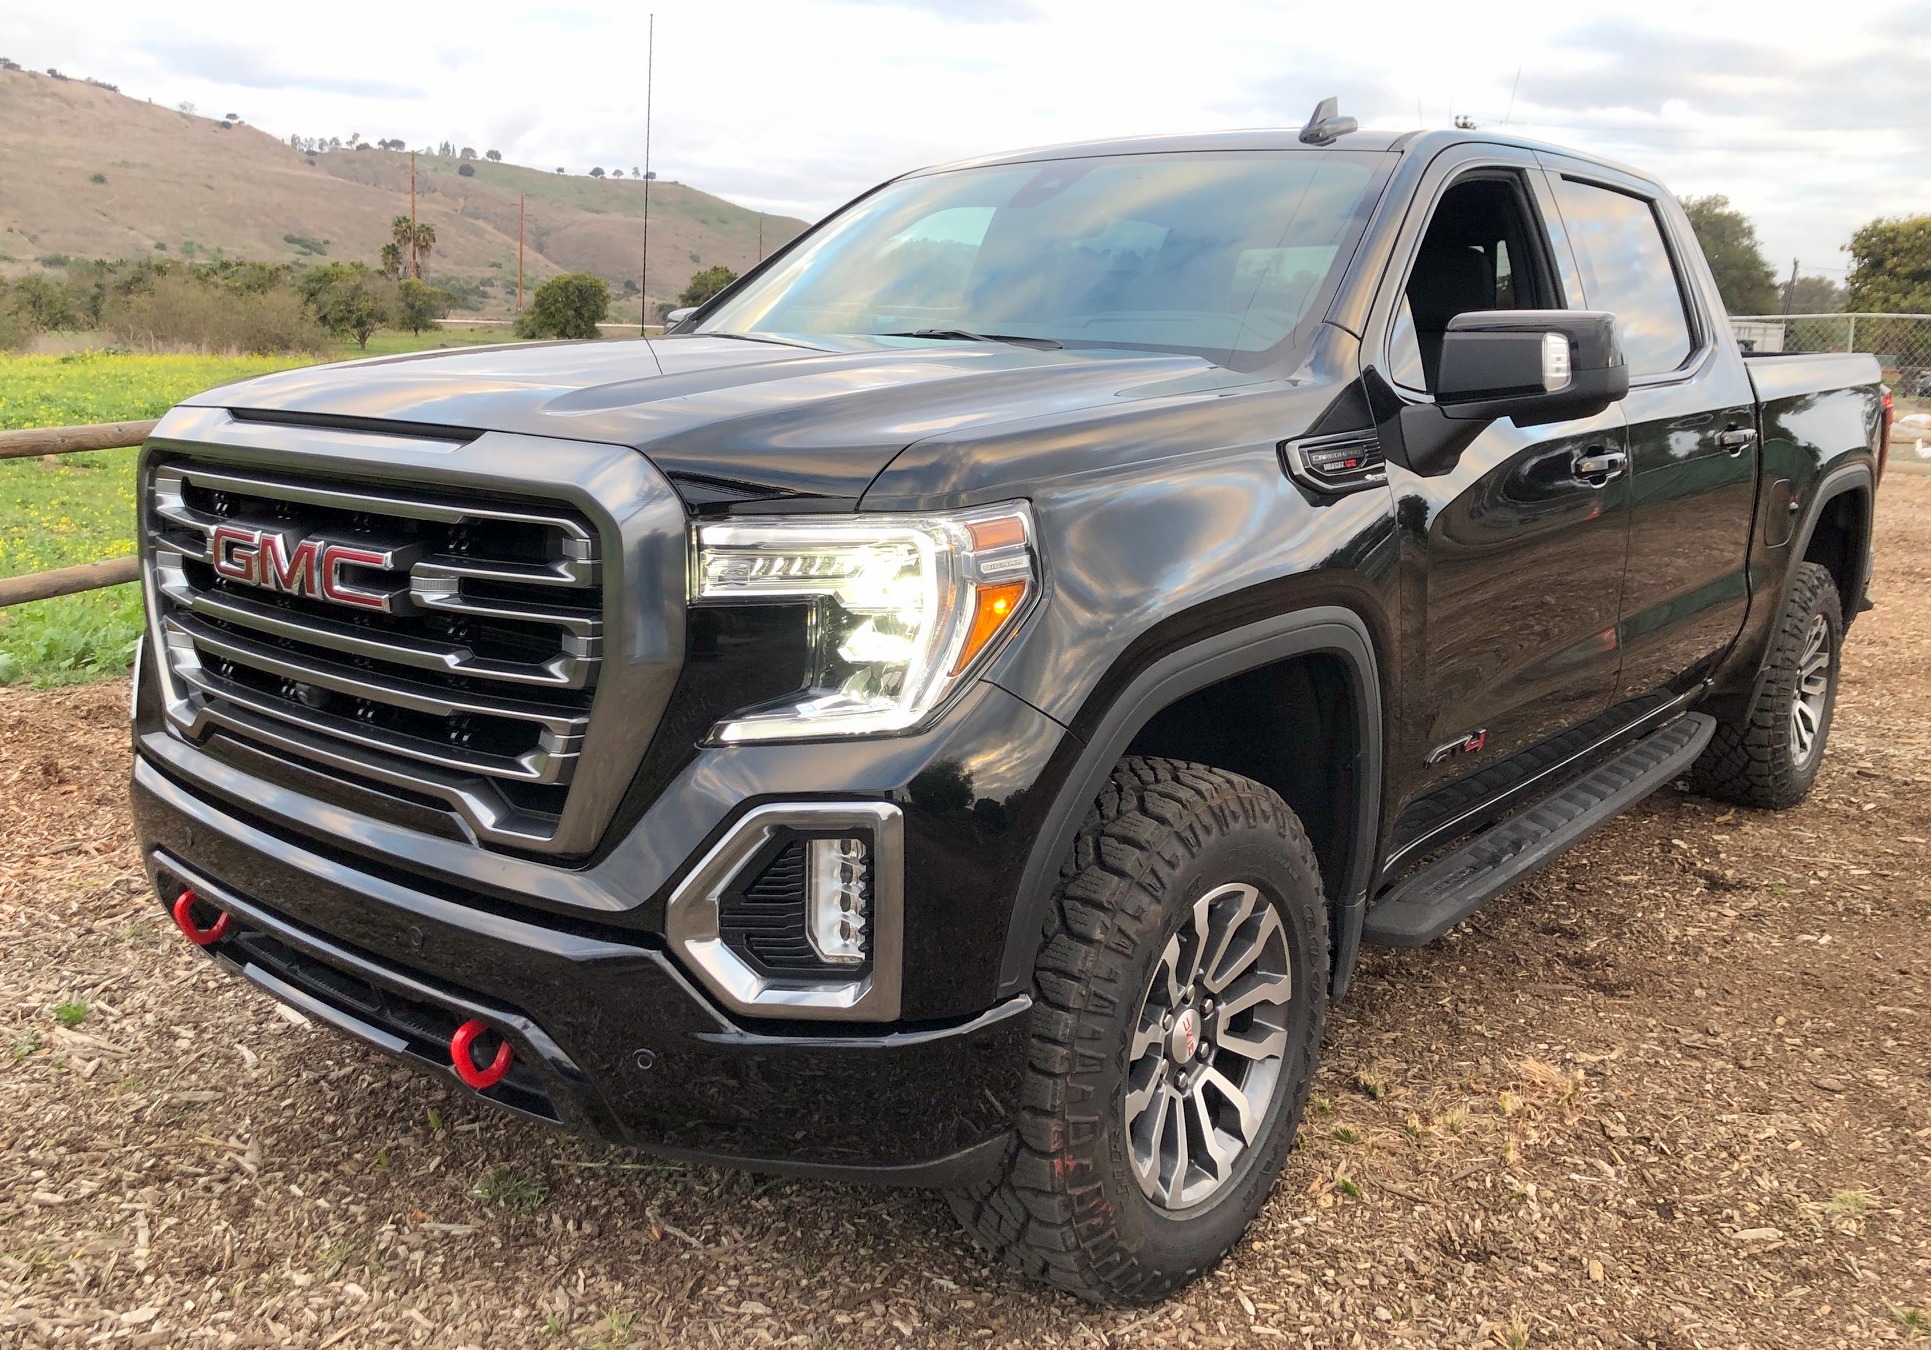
[1789,613,1832,766]
[1124,882,1294,1210]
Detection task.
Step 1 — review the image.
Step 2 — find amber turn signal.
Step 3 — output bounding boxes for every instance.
[952,581,1029,676]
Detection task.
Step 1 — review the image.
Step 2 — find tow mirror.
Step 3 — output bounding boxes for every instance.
[1436,309,1627,427]
[663,306,697,331]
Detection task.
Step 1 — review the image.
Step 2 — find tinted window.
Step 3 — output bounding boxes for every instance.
[699,151,1384,366]
[1388,175,1551,393]
[1552,178,1694,376]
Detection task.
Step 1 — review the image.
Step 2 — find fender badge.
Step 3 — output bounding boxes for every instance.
[1426,728,1488,766]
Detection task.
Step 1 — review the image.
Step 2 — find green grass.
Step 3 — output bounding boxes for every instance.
[472,1164,547,1211]
[0,332,523,685]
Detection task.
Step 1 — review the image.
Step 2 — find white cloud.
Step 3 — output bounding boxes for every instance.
[9,0,1928,269]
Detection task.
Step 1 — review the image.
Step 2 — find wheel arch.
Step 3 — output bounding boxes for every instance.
[993,605,1384,1003]
[1793,464,1874,623]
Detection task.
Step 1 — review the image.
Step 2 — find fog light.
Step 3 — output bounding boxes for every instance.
[806,837,870,966]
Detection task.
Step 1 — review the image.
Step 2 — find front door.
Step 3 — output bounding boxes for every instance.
[1539,158,1761,702]
[1370,149,1632,866]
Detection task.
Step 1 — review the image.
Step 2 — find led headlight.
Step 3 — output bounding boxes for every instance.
[694,502,1037,742]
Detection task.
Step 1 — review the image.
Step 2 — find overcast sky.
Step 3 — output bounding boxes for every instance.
[9,0,1927,279]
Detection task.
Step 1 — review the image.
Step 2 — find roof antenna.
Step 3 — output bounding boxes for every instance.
[1299,96,1359,146]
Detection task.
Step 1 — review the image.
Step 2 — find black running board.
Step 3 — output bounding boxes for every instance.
[1363,713,1716,947]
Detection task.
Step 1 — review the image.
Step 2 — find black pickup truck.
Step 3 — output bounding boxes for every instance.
[130,109,1890,1304]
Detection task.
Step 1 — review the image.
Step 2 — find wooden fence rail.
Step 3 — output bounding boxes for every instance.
[1,420,155,607]
[0,419,159,462]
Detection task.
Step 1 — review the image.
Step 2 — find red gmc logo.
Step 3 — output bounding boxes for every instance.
[210,523,411,612]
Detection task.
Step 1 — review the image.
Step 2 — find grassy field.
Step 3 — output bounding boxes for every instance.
[0,333,522,685]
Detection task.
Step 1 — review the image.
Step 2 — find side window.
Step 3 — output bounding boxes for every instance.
[1550,178,1694,377]
[1389,175,1553,393]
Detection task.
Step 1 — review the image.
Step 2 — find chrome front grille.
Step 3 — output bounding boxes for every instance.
[146,457,606,846]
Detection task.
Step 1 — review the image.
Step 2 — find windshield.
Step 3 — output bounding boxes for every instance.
[697,150,1387,368]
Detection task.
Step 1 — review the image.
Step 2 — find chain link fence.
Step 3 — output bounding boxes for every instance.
[1729,313,1931,400]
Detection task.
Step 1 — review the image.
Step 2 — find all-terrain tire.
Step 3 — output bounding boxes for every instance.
[1691,561,1843,810]
[947,756,1328,1306]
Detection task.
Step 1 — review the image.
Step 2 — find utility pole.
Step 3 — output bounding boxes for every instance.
[640,12,654,335]
[517,194,526,314]
[1783,257,1799,316]
[409,150,419,280]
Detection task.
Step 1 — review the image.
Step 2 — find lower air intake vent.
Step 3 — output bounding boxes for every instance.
[719,835,874,977]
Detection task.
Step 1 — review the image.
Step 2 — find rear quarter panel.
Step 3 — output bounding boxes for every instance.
[1712,353,1882,702]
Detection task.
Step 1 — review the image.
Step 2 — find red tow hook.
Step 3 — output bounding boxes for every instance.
[450,1019,512,1090]
[171,890,230,947]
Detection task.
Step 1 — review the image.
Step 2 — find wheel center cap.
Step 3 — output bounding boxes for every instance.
[1169,1007,1203,1063]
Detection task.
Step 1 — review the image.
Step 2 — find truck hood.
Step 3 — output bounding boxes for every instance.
[186,334,1246,501]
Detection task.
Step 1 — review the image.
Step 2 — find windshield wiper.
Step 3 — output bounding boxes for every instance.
[880,328,1063,350]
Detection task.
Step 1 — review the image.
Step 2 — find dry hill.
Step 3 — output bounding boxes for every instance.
[0,67,807,311]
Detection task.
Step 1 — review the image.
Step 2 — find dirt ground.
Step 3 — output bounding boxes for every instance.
[3,480,1929,1350]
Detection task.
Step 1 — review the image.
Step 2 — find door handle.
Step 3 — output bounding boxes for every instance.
[1717,427,1757,454]
[1573,448,1628,483]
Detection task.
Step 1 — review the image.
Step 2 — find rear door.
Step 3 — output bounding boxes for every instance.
[1538,157,1760,702]
[1367,144,1632,866]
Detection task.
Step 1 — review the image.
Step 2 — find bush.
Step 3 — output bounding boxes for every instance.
[6,273,84,332]
[103,272,330,354]
[677,265,738,310]
[516,272,609,340]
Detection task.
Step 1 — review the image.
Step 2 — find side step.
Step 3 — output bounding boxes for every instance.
[1363,713,1715,947]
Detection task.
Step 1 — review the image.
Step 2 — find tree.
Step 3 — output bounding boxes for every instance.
[1679,195,1778,314]
[388,216,437,280]
[378,241,404,281]
[515,271,609,339]
[395,277,451,334]
[459,146,476,160]
[1845,216,1931,313]
[486,149,501,162]
[589,167,605,179]
[677,265,738,310]
[457,162,475,178]
[611,169,624,178]
[411,223,436,279]
[300,262,391,349]
[1780,274,1845,314]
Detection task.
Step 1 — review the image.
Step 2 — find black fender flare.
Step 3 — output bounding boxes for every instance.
[1727,460,1873,723]
[1789,460,1875,611]
[993,605,1384,1002]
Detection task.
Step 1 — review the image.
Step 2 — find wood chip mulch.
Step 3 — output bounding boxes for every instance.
[3,478,1930,1348]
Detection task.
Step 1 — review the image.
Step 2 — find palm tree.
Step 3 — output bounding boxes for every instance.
[390,215,415,274]
[379,241,404,280]
[410,222,436,280]
[387,215,437,280]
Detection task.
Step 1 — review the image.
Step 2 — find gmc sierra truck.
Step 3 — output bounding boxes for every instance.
[130,106,1890,1304]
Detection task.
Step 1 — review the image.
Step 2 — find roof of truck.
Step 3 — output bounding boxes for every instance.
[913,127,1650,184]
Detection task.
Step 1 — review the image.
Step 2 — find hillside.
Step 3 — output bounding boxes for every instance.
[0,67,807,312]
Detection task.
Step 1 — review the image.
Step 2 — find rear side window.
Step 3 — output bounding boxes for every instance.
[1551,178,1694,377]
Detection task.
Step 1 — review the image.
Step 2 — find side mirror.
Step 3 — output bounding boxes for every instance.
[663,306,697,331]
[1436,310,1628,428]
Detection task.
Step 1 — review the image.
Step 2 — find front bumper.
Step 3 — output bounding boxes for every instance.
[132,755,1031,1183]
